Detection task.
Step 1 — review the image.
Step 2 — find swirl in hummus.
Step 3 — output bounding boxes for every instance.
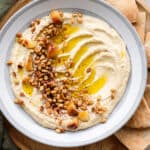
[7,10,130,132]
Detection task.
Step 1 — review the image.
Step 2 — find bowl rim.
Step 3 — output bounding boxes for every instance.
[0,0,147,147]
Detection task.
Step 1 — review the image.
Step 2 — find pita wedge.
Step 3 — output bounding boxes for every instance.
[133,12,146,43]
[136,0,150,14]
[145,32,150,43]
[144,85,150,109]
[148,72,150,84]
[136,0,150,33]
[145,32,150,68]
[146,13,150,32]
[115,127,150,150]
[126,98,150,128]
[107,0,139,23]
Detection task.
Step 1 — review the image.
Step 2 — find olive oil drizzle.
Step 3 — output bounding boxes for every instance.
[86,74,107,94]
[79,68,96,90]
[60,34,92,54]
[72,41,101,64]
[22,80,33,96]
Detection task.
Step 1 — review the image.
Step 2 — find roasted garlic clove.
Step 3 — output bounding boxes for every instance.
[47,44,58,58]
[67,102,78,116]
[50,10,63,24]
[67,118,79,130]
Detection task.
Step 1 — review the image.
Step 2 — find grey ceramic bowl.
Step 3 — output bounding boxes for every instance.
[0,0,147,147]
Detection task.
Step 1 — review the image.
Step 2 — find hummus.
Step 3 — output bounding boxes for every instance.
[8,11,130,132]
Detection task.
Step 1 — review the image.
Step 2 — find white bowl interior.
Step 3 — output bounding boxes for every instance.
[0,0,147,147]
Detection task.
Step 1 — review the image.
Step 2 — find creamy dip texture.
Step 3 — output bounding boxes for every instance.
[8,11,130,132]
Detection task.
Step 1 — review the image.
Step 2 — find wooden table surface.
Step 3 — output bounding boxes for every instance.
[0,0,127,149]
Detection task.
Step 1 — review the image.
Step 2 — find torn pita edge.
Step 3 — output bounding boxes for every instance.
[144,84,150,109]
[145,32,150,68]
[136,0,150,14]
[126,97,150,128]
[115,127,150,150]
[107,0,139,23]
[133,11,146,43]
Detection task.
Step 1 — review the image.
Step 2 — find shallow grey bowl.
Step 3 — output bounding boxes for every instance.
[0,0,147,147]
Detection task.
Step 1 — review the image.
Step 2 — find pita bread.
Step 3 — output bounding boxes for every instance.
[148,72,150,84]
[146,14,150,33]
[136,0,150,14]
[136,0,150,33]
[133,12,146,43]
[144,85,150,109]
[107,0,139,23]
[115,127,150,150]
[145,32,150,68]
[126,98,150,128]
[145,32,150,43]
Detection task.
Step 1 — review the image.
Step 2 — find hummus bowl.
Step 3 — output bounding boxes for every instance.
[0,0,147,147]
